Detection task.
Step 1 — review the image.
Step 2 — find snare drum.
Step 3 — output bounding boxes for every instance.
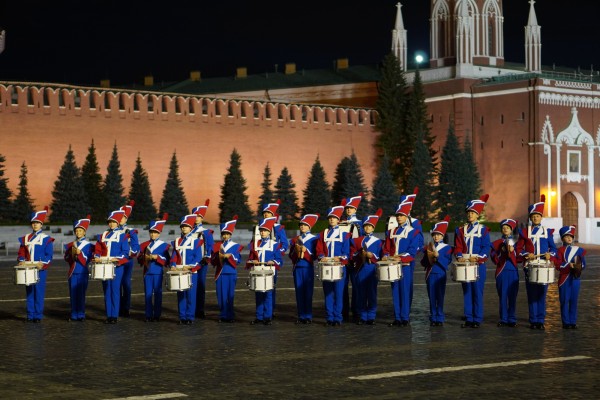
[90,259,116,280]
[248,270,274,292]
[317,260,343,282]
[14,263,40,286]
[250,262,276,274]
[376,260,403,282]
[166,270,193,291]
[526,259,555,284]
[450,262,479,282]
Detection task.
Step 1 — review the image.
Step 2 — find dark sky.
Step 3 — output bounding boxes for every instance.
[0,0,598,86]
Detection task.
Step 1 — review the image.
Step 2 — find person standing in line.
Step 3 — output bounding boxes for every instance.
[289,214,319,324]
[340,193,363,323]
[17,206,54,323]
[191,199,214,319]
[64,215,93,322]
[138,213,170,322]
[118,200,140,318]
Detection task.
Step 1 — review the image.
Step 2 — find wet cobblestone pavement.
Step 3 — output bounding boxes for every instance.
[1,247,599,399]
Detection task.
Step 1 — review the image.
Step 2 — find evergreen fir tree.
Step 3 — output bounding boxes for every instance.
[0,153,13,221]
[437,125,465,223]
[218,148,253,222]
[331,156,351,206]
[406,129,436,222]
[103,142,126,213]
[406,69,437,164]
[257,162,274,218]
[159,151,189,222]
[81,139,106,221]
[12,161,35,223]
[274,167,299,221]
[128,154,157,222]
[375,52,409,188]
[302,155,331,217]
[332,153,369,211]
[50,145,89,223]
[370,153,399,218]
[459,135,482,211]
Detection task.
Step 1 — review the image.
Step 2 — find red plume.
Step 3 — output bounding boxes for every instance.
[443,215,450,223]
[162,213,169,221]
[375,208,383,217]
[358,192,364,197]
[86,214,91,220]
[205,199,210,206]
[44,206,49,212]
[276,199,281,205]
[413,187,419,195]
[480,194,489,203]
[540,194,545,203]
[129,200,135,207]
[341,198,348,206]
[232,215,238,221]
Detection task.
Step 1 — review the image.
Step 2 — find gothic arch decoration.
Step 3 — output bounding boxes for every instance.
[482,0,502,57]
[555,107,594,146]
[541,115,554,144]
[431,0,452,60]
[596,125,600,146]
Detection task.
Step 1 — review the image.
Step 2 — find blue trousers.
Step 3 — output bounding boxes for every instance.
[216,273,237,320]
[195,265,208,316]
[426,271,446,323]
[177,273,198,321]
[391,265,413,321]
[102,266,124,319]
[293,266,314,320]
[255,289,273,320]
[559,276,581,325]
[271,271,278,313]
[26,269,47,320]
[496,268,519,323]
[525,280,548,324]
[119,259,134,314]
[323,268,346,323]
[69,271,89,319]
[143,273,163,319]
[461,264,486,323]
[355,264,377,321]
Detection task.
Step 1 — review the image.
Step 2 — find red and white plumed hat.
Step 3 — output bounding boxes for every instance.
[465,194,489,215]
[342,193,363,209]
[559,225,576,238]
[528,195,545,216]
[400,187,419,204]
[107,210,126,223]
[431,215,450,236]
[120,200,135,219]
[179,214,196,228]
[299,214,319,229]
[258,217,277,232]
[500,218,517,231]
[262,199,280,215]
[149,213,168,233]
[220,215,238,235]
[327,206,344,220]
[362,208,382,228]
[192,199,210,218]
[31,206,49,224]
[395,201,413,217]
[74,215,91,231]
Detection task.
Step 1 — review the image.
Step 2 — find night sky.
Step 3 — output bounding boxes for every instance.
[0,1,598,86]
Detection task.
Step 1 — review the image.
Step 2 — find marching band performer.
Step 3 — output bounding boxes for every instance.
[94,210,130,324]
[351,209,383,325]
[118,200,140,318]
[17,206,54,323]
[554,226,586,329]
[421,216,452,327]
[383,200,419,327]
[518,195,557,330]
[138,214,170,322]
[211,216,243,323]
[316,205,351,326]
[169,214,203,325]
[191,200,214,319]
[260,200,288,316]
[490,218,520,327]
[340,193,363,322]
[246,217,282,325]
[64,215,93,322]
[289,213,319,324]
[454,194,491,329]
[399,188,424,310]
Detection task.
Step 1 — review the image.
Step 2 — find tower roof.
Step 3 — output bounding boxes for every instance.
[528,0,539,26]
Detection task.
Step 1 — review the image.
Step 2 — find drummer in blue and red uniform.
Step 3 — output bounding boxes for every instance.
[260,200,288,316]
[490,218,521,327]
[421,215,453,327]
[17,206,54,323]
[170,214,203,325]
[351,208,383,325]
[289,213,319,324]
[554,225,586,329]
[94,209,130,324]
[518,195,557,330]
[383,200,419,327]
[118,200,140,318]
[341,193,363,322]
[316,205,351,326]
[211,216,243,323]
[191,199,214,319]
[454,194,491,328]
[246,216,282,325]
[138,213,170,322]
[64,215,93,322]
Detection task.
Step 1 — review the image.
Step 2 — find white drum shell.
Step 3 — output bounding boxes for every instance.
[249,270,274,292]
[451,262,479,282]
[251,263,276,274]
[376,261,403,282]
[527,260,556,284]
[317,261,343,282]
[90,262,116,281]
[14,265,39,286]
[166,271,192,291]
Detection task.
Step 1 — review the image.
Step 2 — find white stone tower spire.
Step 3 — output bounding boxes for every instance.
[392,2,408,71]
[525,0,542,72]
[0,30,5,55]
[456,0,474,76]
